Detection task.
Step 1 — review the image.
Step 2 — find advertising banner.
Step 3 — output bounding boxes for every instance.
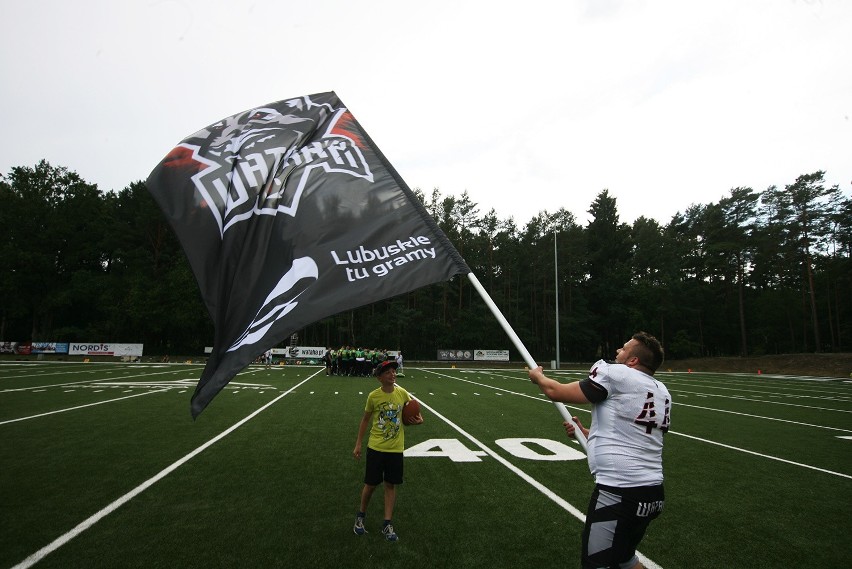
[31,342,70,354]
[287,346,326,359]
[0,342,32,355]
[437,349,473,361]
[69,343,144,357]
[474,349,510,361]
[207,347,295,357]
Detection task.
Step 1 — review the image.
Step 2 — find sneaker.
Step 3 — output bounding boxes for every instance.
[353,515,366,535]
[382,523,398,542]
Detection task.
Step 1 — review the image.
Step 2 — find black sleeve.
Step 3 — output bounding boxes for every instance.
[579,378,608,403]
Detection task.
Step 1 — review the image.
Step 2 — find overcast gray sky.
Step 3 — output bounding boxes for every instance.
[2,0,850,225]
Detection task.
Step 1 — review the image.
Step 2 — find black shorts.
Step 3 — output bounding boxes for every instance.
[582,483,664,569]
[364,448,404,486]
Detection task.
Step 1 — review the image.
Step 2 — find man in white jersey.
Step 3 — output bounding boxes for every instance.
[529,332,671,569]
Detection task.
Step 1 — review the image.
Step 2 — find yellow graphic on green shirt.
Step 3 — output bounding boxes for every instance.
[365,386,410,453]
[376,401,401,440]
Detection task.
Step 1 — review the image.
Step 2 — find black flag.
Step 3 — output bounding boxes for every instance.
[146,92,470,417]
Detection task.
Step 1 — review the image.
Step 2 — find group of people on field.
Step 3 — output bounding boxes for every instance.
[324,346,402,377]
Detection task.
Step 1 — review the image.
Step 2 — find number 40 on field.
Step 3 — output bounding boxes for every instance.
[404,438,586,463]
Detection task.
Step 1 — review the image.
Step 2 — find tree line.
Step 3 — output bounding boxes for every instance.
[1,160,849,362]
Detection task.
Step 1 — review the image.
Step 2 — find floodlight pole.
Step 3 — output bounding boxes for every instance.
[554,230,560,370]
[466,272,588,451]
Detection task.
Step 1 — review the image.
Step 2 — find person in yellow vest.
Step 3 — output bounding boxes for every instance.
[352,360,422,541]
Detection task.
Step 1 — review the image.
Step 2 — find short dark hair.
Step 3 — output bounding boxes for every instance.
[631,331,664,373]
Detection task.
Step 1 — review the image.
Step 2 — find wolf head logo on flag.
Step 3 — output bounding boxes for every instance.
[147,92,469,417]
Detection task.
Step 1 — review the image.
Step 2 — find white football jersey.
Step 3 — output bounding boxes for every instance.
[583,359,671,487]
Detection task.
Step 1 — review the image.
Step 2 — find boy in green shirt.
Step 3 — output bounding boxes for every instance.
[352,360,422,541]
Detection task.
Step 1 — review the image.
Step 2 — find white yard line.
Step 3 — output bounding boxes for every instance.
[10,370,321,569]
[673,402,852,433]
[1,366,282,425]
[417,369,591,413]
[668,388,852,412]
[670,431,851,480]
[0,390,171,425]
[0,369,185,392]
[663,376,852,397]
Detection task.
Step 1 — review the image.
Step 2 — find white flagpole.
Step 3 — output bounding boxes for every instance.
[466,272,588,452]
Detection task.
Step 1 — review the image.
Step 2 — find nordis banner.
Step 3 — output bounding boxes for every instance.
[69,343,144,357]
